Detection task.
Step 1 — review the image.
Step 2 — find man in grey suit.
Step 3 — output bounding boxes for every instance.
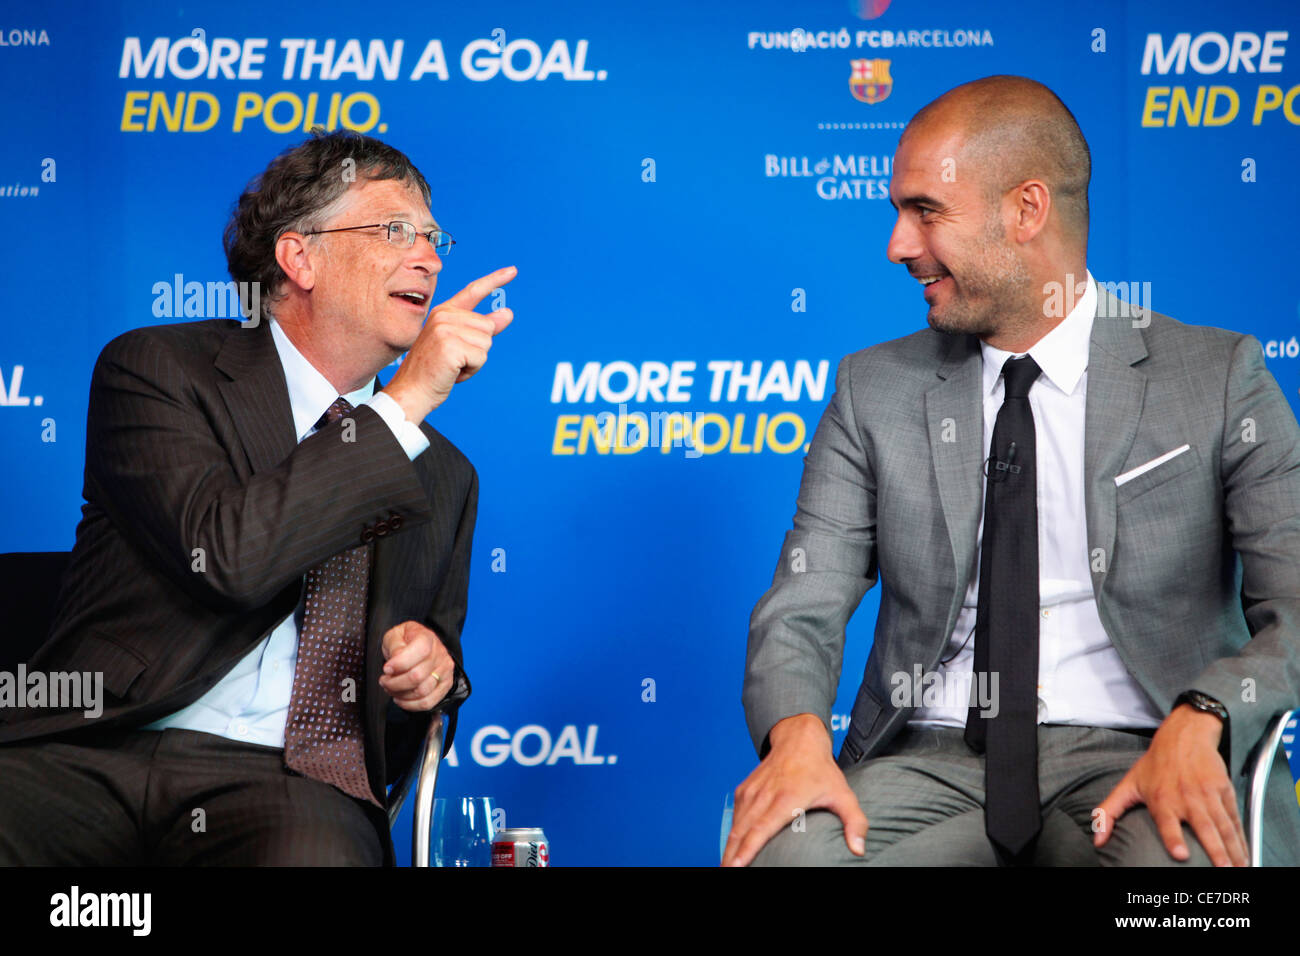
[726,76,1300,867]
[0,130,515,864]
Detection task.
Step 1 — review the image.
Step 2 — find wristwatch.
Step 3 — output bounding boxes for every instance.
[1173,690,1231,767]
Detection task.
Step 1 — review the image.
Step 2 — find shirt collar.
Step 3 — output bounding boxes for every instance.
[980,270,1095,398]
[268,317,375,441]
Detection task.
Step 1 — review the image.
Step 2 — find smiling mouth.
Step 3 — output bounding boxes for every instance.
[916,274,951,293]
[390,291,429,309]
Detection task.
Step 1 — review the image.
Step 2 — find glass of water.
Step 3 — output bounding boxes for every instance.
[431,797,498,867]
[720,792,735,863]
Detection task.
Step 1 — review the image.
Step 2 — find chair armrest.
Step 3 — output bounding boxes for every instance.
[386,709,447,865]
[411,711,445,867]
[1246,707,1298,867]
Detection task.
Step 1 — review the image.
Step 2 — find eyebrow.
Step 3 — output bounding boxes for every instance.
[381,211,440,231]
[888,193,947,213]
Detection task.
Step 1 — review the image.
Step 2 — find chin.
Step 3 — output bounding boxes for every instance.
[926,301,997,338]
[386,338,417,360]
[926,309,969,336]
[387,314,423,351]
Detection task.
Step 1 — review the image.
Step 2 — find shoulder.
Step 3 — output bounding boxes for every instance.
[94,319,242,377]
[1131,305,1252,362]
[1119,302,1263,395]
[837,326,962,392]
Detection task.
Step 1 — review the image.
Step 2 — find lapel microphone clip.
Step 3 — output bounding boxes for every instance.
[984,441,1023,483]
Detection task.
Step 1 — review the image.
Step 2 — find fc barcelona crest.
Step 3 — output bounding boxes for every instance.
[849,58,892,104]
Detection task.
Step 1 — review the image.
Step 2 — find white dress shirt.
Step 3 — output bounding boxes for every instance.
[143,317,430,746]
[910,271,1165,730]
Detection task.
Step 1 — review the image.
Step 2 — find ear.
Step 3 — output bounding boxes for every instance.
[1010,179,1051,244]
[274,231,318,294]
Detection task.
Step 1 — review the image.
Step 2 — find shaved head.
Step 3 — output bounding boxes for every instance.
[886,75,1093,351]
[904,75,1091,247]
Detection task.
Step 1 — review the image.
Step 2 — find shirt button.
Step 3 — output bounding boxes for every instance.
[1041,609,1051,619]
[236,723,249,737]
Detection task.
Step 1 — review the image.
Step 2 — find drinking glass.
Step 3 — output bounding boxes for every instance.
[431,796,498,867]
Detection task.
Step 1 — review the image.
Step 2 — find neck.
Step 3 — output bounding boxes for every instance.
[980,259,1088,354]
[272,311,392,395]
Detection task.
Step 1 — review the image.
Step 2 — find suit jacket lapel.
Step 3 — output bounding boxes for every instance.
[367,372,399,650]
[213,335,415,604]
[214,330,411,684]
[927,332,984,643]
[214,320,298,475]
[927,289,1151,628]
[1083,290,1149,605]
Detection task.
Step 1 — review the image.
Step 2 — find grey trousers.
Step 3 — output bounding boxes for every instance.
[753,724,1238,866]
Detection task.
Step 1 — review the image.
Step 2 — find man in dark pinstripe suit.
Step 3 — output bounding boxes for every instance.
[0,130,515,865]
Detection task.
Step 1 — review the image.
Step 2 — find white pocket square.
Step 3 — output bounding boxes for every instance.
[1114,444,1191,487]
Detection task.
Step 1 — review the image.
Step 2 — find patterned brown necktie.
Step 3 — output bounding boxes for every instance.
[284,396,380,807]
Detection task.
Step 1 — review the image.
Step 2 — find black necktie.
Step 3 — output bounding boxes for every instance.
[965,355,1042,862]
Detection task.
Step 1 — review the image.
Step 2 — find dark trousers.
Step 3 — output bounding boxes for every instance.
[0,727,387,865]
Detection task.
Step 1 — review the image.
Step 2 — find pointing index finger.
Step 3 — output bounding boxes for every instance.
[437,265,517,313]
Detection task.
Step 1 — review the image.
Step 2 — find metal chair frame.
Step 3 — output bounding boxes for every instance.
[386,710,446,867]
[1245,708,1299,867]
[6,552,1299,865]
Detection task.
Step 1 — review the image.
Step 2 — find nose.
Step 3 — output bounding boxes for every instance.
[407,235,443,275]
[886,213,921,265]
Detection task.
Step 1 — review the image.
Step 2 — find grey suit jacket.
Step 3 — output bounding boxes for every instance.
[0,318,478,816]
[744,288,1300,861]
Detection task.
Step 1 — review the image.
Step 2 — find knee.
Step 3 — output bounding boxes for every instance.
[1100,811,1214,867]
[750,809,861,867]
[183,821,386,866]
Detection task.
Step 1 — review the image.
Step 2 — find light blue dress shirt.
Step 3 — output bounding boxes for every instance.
[144,317,430,747]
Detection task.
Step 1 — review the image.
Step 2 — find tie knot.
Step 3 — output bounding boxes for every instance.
[1001,356,1040,400]
[318,396,354,429]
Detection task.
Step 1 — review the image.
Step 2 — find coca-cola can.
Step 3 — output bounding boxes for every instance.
[491,828,550,867]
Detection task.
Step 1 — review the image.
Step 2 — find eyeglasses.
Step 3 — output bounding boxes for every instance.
[304,221,456,254]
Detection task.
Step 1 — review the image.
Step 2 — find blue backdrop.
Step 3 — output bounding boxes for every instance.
[2,0,1298,865]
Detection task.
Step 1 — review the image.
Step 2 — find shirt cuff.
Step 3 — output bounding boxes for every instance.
[365,391,430,460]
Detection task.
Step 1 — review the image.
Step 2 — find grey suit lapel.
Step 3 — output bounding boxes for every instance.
[1083,290,1149,603]
[925,289,1151,626]
[926,332,984,641]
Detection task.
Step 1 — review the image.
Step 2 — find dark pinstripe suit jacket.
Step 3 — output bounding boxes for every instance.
[0,317,477,811]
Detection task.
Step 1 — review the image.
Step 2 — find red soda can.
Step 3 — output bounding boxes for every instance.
[491,828,550,867]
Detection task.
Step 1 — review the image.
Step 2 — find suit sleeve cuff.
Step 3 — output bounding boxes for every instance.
[365,391,430,460]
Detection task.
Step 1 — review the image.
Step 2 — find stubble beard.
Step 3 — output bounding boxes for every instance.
[925,217,1034,339]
